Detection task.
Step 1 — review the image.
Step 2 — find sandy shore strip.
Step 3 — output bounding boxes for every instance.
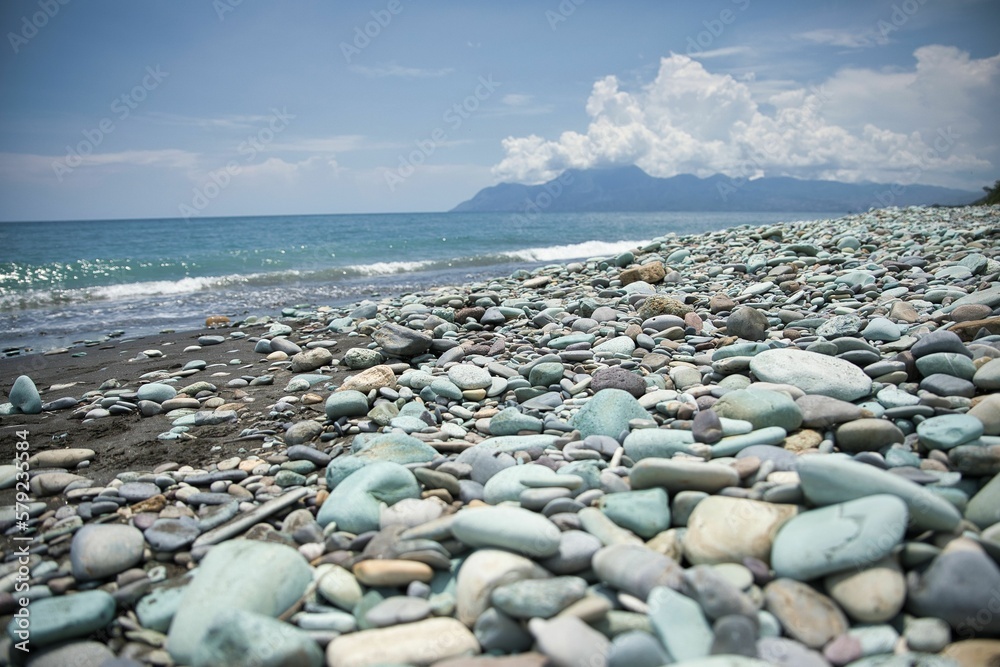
[2,205,1000,666]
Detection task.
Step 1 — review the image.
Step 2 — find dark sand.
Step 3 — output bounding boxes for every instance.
[0,324,364,555]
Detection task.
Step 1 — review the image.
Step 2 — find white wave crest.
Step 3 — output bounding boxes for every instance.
[508,239,648,262]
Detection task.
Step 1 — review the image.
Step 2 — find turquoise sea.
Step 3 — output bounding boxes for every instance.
[0,210,843,352]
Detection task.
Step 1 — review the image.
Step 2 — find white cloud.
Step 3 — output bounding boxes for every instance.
[350,62,454,78]
[492,47,999,188]
[502,94,533,107]
[796,28,883,49]
[689,46,754,59]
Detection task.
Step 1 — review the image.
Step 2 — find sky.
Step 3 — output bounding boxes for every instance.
[0,0,998,222]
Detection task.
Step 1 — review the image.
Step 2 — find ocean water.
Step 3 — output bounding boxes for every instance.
[0,210,841,352]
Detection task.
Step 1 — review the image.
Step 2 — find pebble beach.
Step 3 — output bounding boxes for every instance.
[3,204,1000,667]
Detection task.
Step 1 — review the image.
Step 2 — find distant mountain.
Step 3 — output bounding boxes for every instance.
[451,166,979,213]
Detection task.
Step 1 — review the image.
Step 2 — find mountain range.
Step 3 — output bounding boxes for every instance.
[451,166,979,214]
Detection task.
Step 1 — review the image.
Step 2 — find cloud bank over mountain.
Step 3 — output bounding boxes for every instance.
[493,47,999,190]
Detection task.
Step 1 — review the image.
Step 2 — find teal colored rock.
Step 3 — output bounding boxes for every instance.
[594,336,637,355]
[137,581,188,632]
[528,362,565,387]
[325,432,437,488]
[136,382,178,404]
[570,388,649,439]
[915,353,977,381]
[451,506,562,558]
[317,461,421,531]
[488,408,543,436]
[166,540,313,665]
[712,389,802,431]
[325,390,369,420]
[193,610,324,667]
[771,494,908,580]
[6,590,114,647]
[548,333,595,349]
[917,414,984,450]
[861,317,901,342]
[623,428,695,461]
[965,473,1000,529]
[648,585,713,661]
[429,378,463,400]
[749,348,872,401]
[797,455,961,532]
[599,488,670,538]
[10,375,42,414]
[483,464,582,505]
[710,427,787,458]
[974,358,1000,390]
[491,576,588,618]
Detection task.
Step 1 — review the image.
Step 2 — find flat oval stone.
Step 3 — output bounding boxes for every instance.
[771,494,908,581]
[764,578,848,649]
[917,414,984,450]
[835,418,905,453]
[8,590,115,647]
[451,506,561,558]
[750,348,873,401]
[631,459,739,494]
[136,382,178,404]
[797,455,961,532]
[326,617,480,666]
[491,576,588,619]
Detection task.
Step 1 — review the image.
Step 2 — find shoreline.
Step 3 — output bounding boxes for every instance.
[2,205,1000,665]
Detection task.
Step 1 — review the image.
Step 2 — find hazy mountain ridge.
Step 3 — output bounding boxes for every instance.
[451,166,979,214]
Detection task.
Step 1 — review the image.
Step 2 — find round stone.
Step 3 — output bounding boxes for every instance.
[324,390,369,420]
[726,307,769,341]
[339,365,395,393]
[136,382,177,404]
[447,364,493,390]
[683,496,798,565]
[71,524,144,581]
[824,556,906,623]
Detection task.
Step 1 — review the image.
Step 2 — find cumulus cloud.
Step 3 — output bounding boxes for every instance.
[493,47,999,188]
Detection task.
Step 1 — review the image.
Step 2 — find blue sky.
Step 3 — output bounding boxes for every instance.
[0,0,998,221]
